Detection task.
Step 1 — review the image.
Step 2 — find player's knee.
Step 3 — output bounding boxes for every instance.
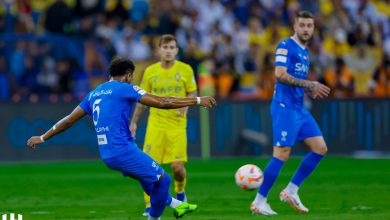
[314,145,328,155]
[273,147,291,161]
[171,163,186,178]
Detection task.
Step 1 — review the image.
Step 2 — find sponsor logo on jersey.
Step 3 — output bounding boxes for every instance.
[133,85,146,95]
[294,63,308,72]
[276,56,287,63]
[276,48,288,55]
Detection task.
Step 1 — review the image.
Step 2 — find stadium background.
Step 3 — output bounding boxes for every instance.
[1,0,389,160]
[0,0,390,219]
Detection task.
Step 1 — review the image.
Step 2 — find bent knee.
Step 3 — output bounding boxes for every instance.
[273,147,291,161]
[313,145,328,155]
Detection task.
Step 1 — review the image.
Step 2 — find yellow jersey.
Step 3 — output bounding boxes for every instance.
[140,61,197,130]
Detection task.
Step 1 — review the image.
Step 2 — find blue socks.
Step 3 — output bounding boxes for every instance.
[149,173,171,218]
[176,192,186,202]
[291,152,324,187]
[258,157,285,197]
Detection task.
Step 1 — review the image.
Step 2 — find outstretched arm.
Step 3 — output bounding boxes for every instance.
[275,66,330,99]
[130,93,215,139]
[27,106,87,149]
[139,93,215,109]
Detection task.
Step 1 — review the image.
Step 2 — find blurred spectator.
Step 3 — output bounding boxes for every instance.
[0,0,389,101]
[105,0,129,21]
[57,59,72,94]
[10,41,26,83]
[44,0,73,33]
[323,58,353,98]
[257,52,275,99]
[36,57,58,94]
[181,40,202,81]
[345,44,379,96]
[74,0,101,18]
[0,55,11,100]
[373,55,390,97]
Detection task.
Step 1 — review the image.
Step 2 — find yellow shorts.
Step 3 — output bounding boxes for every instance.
[143,127,187,164]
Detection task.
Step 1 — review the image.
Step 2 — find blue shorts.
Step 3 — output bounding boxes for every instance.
[271,101,322,147]
[103,144,163,183]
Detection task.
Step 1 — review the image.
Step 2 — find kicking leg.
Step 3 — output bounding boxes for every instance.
[148,172,171,219]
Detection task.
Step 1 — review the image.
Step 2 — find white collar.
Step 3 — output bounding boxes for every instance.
[290,36,306,50]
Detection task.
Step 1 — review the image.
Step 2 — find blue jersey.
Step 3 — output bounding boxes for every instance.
[273,37,310,110]
[79,81,146,159]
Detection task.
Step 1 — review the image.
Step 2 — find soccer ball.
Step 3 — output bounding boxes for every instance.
[235,164,263,190]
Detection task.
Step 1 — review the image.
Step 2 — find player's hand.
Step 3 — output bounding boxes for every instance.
[130,123,137,139]
[177,107,188,117]
[27,136,43,149]
[199,96,217,108]
[307,82,331,99]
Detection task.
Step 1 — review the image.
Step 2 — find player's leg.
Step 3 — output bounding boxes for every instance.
[141,171,198,219]
[170,161,187,201]
[165,129,188,202]
[251,102,300,215]
[142,126,165,216]
[251,146,290,215]
[281,112,326,213]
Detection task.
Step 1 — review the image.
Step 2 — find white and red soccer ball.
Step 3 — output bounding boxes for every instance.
[235,164,263,190]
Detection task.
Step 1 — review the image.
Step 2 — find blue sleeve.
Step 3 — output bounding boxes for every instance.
[275,41,290,67]
[79,93,92,115]
[124,84,147,102]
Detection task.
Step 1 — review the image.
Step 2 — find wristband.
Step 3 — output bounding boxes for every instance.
[196,97,201,105]
[40,135,45,143]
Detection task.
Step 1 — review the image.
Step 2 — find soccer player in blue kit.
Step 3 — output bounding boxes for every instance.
[27,57,216,220]
[250,11,331,215]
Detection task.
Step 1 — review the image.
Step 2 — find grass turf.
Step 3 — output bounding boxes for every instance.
[0,157,389,220]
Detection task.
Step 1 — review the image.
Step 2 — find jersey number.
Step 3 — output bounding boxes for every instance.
[92,99,102,126]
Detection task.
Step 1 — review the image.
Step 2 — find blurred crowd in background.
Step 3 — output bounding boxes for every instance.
[0,0,389,102]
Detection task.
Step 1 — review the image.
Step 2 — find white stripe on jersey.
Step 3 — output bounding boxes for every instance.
[276,56,287,63]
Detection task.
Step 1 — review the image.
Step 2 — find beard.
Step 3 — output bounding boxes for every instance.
[297,33,312,44]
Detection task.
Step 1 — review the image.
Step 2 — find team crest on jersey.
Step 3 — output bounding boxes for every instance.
[281,131,288,141]
[175,72,181,81]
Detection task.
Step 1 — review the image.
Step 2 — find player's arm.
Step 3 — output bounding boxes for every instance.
[129,103,147,139]
[139,93,215,109]
[27,106,87,149]
[130,69,151,138]
[275,66,330,99]
[177,91,197,117]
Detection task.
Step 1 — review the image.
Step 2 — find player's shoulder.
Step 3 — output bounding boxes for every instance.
[144,62,160,73]
[275,38,294,56]
[175,61,193,73]
[116,82,143,93]
[276,38,294,48]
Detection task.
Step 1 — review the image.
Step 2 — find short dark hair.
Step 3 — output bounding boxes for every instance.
[109,57,135,76]
[158,34,177,47]
[295,10,314,20]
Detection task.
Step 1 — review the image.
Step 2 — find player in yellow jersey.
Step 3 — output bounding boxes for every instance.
[130,34,198,216]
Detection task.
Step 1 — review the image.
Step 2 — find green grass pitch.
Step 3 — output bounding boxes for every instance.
[1,157,389,220]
